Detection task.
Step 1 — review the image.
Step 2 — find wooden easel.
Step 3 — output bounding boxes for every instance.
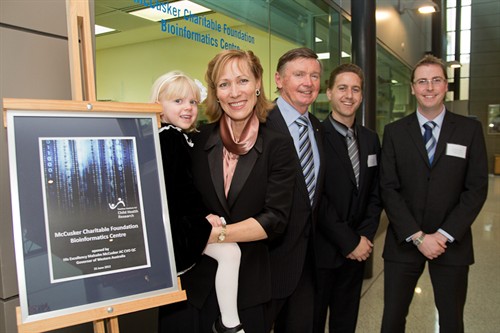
[9,0,187,332]
[15,283,186,333]
[65,0,95,102]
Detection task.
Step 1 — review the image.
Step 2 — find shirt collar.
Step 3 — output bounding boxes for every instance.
[416,106,446,129]
[277,96,308,127]
[329,114,355,138]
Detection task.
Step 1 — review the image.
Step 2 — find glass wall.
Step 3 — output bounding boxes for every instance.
[376,46,414,135]
[445,0,472,101]
[95,0,413,132]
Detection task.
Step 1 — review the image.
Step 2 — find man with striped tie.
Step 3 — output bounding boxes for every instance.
[265,47,324,333]
[313,63,382,333]
[380,54,488,333]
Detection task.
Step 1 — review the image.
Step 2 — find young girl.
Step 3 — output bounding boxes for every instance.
[151,71,244,333]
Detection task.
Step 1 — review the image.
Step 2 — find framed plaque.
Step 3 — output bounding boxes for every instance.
[6,106,179,324]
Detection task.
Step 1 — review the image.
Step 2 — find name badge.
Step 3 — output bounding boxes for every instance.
[446,143,467,159]
[367,154,377,167]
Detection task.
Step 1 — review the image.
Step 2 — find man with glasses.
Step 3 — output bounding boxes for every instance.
[380,54,488,333]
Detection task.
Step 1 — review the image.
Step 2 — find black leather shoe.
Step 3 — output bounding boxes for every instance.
[212,316,244,333]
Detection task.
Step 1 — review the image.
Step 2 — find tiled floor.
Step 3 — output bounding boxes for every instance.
[353,175,500,333]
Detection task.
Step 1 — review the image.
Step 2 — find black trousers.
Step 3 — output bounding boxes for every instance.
[266,258,315,333]
[381,260,469,333]
[313,260,365,333]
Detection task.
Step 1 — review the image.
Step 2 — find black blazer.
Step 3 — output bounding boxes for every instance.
[380,110,488,265]
[265,104,325,299]
[183,122,296,310]
[315,118,382,269]
[158,124,211,273]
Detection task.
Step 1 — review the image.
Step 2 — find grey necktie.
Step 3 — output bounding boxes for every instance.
[347,128,360,187]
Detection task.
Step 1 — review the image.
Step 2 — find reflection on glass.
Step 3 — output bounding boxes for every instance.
[488,104,500,135]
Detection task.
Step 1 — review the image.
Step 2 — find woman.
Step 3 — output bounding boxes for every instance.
[152,71,244,333]
[159,50,296,333]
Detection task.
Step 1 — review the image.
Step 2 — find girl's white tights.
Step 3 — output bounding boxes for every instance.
[204,242,243,329]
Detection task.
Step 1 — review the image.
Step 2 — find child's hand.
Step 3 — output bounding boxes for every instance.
[205,214,226,227]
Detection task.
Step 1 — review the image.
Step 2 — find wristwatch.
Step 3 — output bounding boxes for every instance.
[217,217,227,243]
[413,233,426,246]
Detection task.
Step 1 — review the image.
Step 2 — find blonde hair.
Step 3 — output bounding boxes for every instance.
[205,50,273,123]
[150,71,201,132]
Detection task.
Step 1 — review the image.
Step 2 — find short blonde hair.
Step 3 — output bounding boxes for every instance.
[150,71,201,132]
[205,50,273,123]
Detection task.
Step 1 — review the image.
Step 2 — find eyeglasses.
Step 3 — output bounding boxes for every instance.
[413,77,446,87]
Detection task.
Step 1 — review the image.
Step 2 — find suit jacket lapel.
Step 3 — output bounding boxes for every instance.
[227,135,262,208]
[267,107,311,204]
[310,115,324,206]
[267,106,290,133]
[407,113,431,167]
[205,127,231,216]
[356,125,369,188]
[433,110,456,165]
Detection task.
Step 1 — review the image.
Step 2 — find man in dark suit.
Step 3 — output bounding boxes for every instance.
[265,47,324,333]
[380,54,488,333]
[313,63,382,333]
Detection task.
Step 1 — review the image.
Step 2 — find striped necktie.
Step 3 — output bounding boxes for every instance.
[296,115,316,203]
[423,121,437,164]
[346,128,360,187]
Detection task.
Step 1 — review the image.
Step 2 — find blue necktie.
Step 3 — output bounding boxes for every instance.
[423,121,437,164]
[296,115,316,203]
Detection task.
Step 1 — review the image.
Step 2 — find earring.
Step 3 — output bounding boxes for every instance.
[256,89,261,97]
[216,99,220,103]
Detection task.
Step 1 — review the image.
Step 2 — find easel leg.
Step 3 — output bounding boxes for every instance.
[93,317,119,333]
[65,0,96,102]
[106,317,120,333]
[93,319,105,333]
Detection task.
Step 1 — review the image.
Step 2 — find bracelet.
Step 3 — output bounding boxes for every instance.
[217,217,227,243]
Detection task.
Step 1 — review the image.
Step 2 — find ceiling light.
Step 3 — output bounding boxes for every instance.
[95,24,116,35]
[448,60,462,68]
[317,52,329,60]
[398,0,439,14]
[418,5,437,14]
[317,51,350,60]
[129,0,211,22]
